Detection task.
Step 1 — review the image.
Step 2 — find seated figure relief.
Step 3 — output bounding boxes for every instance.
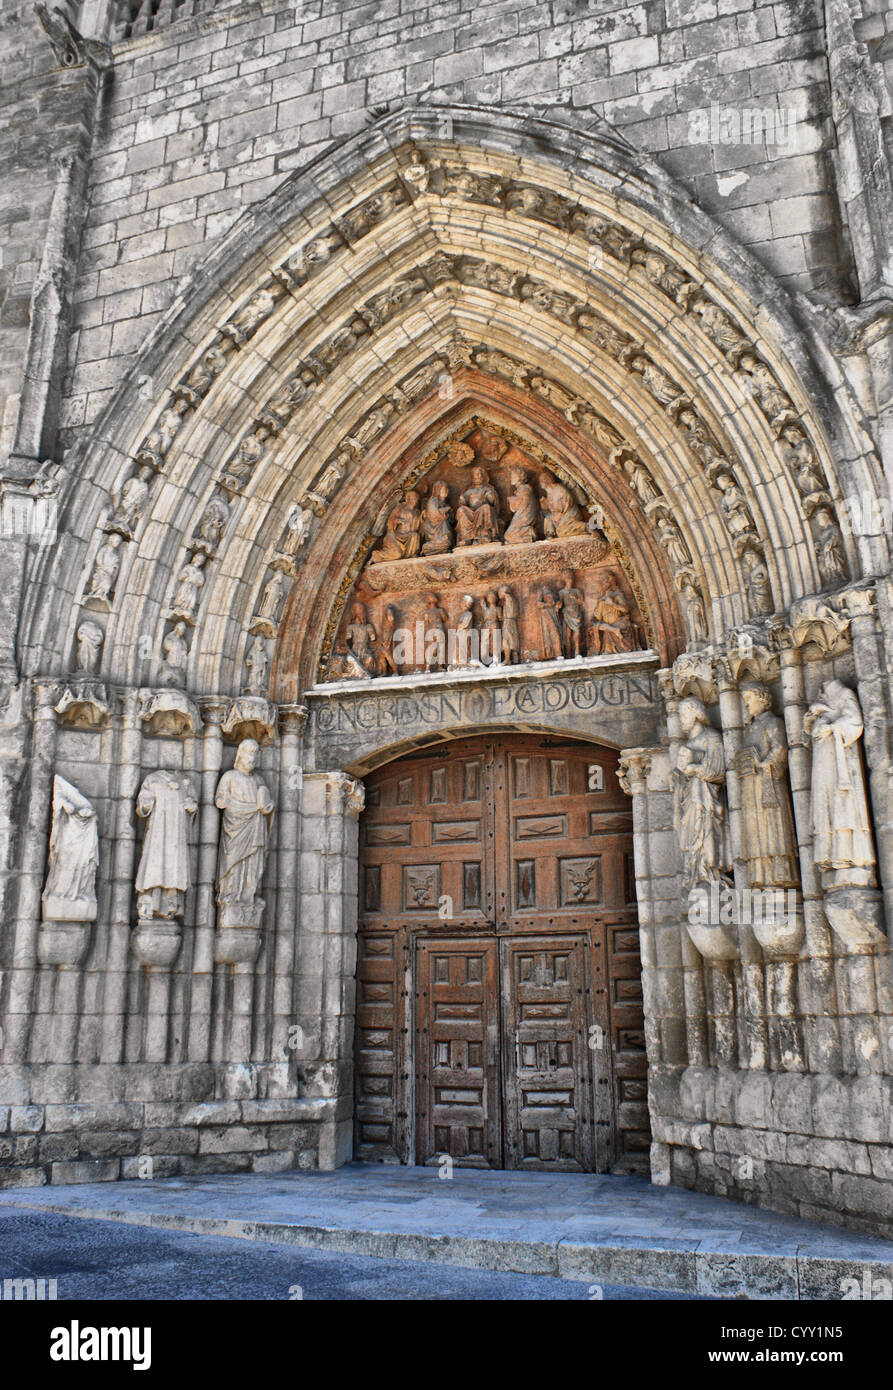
[456,467,502,546]
[371,492,422,563]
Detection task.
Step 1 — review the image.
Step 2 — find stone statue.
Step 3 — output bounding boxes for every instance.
[169,552,205,623]
[223,287,277,343]
[423,592,447,672]
[42,776,99,922]
[194,496,229,553]
[455,594,479,666]
[557,570,585,657]
[716,473,756,542]
[371,492,423,562]
[481,590,502,664]
[75,620,103,673]
[215,739,274,926]
[135,771,198,921]
[244,635,270,694]
[540,470,587,538]
[656,514,692,569]
[623,457,661,505]
[378,603,399,674]
[421,481,454,555]
[257,570,284,624]
[138,398,188,465]
[745,553,774,615]
[735,682,799,888]
[86,532,123,605]
[678,576,708,646]
[110,465,153,536]
[804,680,877,885]
[498,585,520,664]
[673,696,729,890]
[504,467,539,545]
[281,504,312,557]
[456,467,501,546]
[345,602,378,675]
[538,588,564,661]
[814,508,847,586]
[588,574,637,654]
[161,621,189,685]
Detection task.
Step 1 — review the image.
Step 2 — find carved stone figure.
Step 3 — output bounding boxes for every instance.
[223,432,265,490]
[557,570,585,657]
[540,470,588,538]
[215,739,274,926]
[378,603,399,674]
[161,622,189,685]
[42,776,99,922]
[656,514,692,569]
[75,620,103,673]
[257,570,284,625]
[346,602,378,675]
[280,504,312,558]
[193,497,229,553]
[371,492,423,562]
[137,398,188,466]
[538,588,564,660]
[673,697,729,890]
[815,508,847,586]
[244,635,270,695]
[678,576,708,646]
[109,465,152,536]
[421,481,454,555]
[623,457,661,505]
[168,553,205,623]
[504,467,539,545]
[716,473,756,541]
[498,585,520,664]
[179,343,228,402]
[422,593,447,672]
[804,680,877,885]
[481,590,502,664]
[455,594,479,666]
[223,287,277,344]
[135,771,198,922]
[735,682,799,889]
[456,467,501,546]
[588,573,637,654]
[86,532,123,605]
[745,553,774,615]
[740,355,792,421]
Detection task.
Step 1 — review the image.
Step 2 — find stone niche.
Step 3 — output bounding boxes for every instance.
[320,421,651,684]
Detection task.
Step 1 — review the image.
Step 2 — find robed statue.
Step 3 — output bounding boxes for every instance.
[673,697,729,890]
[734,681,799,889]
[42,776,100,922]
[215,739,275,926]
[804,680,876,886]
[135,771,198,921]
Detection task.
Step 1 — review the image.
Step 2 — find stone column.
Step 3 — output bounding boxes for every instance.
[776,635,842,1073]
[273,704,307,1066]
[187,698,226,1062]
[299,769,364,1170]
[6,681,58,1060]
[99,689,142,1062]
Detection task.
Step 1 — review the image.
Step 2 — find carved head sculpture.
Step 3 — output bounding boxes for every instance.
[350,601,367,622]
[234,739,260,774]
[470,466,487,487]
[740,680,772,721]
[678,695,709,737]
[404,490,420,510]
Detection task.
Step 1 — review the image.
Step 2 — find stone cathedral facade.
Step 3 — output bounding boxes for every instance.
[3,0,893,1237]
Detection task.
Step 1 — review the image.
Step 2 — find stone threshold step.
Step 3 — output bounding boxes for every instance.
[6,1197,892,1299]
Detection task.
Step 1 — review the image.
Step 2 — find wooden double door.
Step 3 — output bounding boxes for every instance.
[354,735,650,1173]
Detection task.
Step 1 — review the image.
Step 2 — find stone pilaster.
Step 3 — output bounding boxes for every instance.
[187,697,227,1062]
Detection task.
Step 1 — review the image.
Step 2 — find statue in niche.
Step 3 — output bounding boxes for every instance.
[110,465,153,537]
[138,398,189,466]
[504,466,539,545]
[735,682,799,889]
[498,585,521,664]
[677,576,708,647]
[588,573,637,654]
[456,467,501,546]
[804,680,877,885]
[481,590,502,664]
[161,621,189,685]
[280,504,312,559]
[814,508,847,586]
[421,481,454,555]
[345,601,379,676]
[378,604,399,675]
[244,635,270,695]
[371,492,422,562]
[215,739,274,925]
[716,473,756,542]
[745,553,774,615]
[423,593,447,672]
[193,496,229,554]
[623,457,661,505]
[782,426,827,497]
[223,287,277,344]
[537,588,564,661]
[222,432,266,491]
[42,775,99,922]
[539,470,588,538]
[168,552,205,623]
[673,697,729,891]
[557,571,585,658]
[86,532,123,605]
[656,514,692,569]
[75,620,103,674]
[135,771,198,922]
[257,570,284,625]
[180,343,228,402]
[455,594,479,666]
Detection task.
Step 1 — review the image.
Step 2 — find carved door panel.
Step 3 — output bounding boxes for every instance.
[500,935,591,1171]
[415,939,501,1167]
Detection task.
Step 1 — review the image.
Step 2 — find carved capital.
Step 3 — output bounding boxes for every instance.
[838,582,878,624]
[325,771,365,819]
[670,651,718,706]
[199,697,229,728]
[617,747,652,795]
[278,702,309,735]
[785,595,851,655]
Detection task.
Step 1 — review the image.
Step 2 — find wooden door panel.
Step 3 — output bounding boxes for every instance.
[416,939,500,1168]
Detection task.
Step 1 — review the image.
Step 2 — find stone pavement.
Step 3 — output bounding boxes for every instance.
[3,1164,893,1299]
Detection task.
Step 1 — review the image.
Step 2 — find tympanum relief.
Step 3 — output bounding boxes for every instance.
[323,425,647,681]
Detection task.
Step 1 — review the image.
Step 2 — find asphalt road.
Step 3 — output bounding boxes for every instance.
[0,1206,706,1300]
